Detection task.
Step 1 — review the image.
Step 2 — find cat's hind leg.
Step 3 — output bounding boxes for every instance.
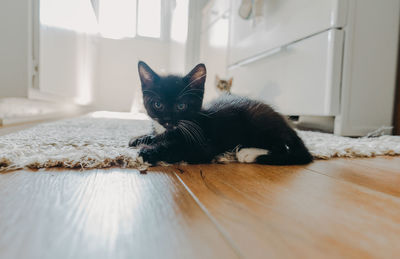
[252,134,313,165]
[237,130,313,165]
[236,148,269,163]
[236,145,294,165]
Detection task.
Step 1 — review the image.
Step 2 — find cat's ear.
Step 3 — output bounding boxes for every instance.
[228,77,233,86]
[185,63,206,89]
[138,61,159,88]
[215,75,220,86]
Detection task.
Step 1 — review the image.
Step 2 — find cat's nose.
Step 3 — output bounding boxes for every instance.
[164,122,173,129]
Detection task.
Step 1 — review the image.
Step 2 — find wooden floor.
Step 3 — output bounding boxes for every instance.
[0,157,400,259]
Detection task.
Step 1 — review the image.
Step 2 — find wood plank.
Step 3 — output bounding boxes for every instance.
[306,158,400,197]
[0,169,238,259]
[174,163,400,258]
[347,156,400,172]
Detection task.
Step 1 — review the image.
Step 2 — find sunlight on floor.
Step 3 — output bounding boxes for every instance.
[76,170,142,251]
[90,111,150,120]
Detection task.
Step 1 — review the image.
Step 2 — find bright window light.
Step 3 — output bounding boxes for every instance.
[90,111,150,120]
[209,18,229,47]
[171,0,189,43]
[99,0,137,39]
[40,0,98,34]
[137,0,161,38]
[42,0,164,39]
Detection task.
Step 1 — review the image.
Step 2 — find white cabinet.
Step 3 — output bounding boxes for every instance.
[221,0,400,136]
[229,0,347,65]
[0,0,32,98]
[231,29,343,116]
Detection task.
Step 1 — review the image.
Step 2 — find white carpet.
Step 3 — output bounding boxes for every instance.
[0,97,70,119]
[1,112,399,172]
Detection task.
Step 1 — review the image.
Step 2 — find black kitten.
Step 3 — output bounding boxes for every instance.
[129,61,313,165]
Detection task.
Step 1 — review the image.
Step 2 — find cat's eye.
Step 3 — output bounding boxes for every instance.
[153,101,164,110]
[176,103,187,111]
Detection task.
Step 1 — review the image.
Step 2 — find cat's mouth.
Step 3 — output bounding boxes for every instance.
[163,122,177,130]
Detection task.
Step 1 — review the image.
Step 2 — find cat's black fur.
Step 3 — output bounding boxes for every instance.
[129,61,313,165]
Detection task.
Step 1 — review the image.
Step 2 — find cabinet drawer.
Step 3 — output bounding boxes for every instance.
[229,29,343,116]
[229,0,347,65]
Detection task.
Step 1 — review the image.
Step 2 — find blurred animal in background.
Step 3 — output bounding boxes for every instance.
[215,75,233,93]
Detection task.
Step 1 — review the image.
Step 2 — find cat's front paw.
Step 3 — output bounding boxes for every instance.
[138,146,159,164]
[129,135,155,147]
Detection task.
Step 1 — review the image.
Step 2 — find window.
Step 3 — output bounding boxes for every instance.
[40,0,187,41]
[137,0,161,38]
[40,0,98,34]
[99,0,161,39]
[98,0,137,39]
[171,0,189,43]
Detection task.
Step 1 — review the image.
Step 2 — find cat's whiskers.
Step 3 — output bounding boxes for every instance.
[176,125,190,144]
[177,74,207,97]
[178,123,197,144]
[145,96,159,107]
[197,112,211,118]
[179,120,206,146]
[177,93,203,101]
[181,120,203,136]
[143,90,161,99]
[181,89,204,93]
[177,89,204,101]
[198,110,218,118]
[178,122,197,145]
[179,89,204,95]
[177,122,197,145]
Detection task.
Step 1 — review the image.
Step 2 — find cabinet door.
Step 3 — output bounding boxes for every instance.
[229,29,344,116]
[200,14,230,102]
[229,0,347,65]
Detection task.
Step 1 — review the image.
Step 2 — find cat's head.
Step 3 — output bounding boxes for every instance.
[215,75,233,92]
[138,61,206,130]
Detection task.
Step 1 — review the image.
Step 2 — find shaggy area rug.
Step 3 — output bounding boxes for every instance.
[0,97,69,119]
[1,112,400,172]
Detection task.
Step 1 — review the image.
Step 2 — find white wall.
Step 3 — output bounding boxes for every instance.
[39,28,182,112]
[0,0,30,97]
[39,26,99,105]
[37,0,100,106]
[0,0,192,113]
[94,37,170,112]
[169,42,187,75]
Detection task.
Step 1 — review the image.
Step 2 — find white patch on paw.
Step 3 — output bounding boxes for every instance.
[236,148,269,163]
[153,120,166,134]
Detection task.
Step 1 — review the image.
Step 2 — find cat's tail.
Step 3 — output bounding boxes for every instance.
[255,134,313,165]
[286,135,313,165]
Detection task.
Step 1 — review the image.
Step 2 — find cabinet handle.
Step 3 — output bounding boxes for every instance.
[228,46,286,70]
